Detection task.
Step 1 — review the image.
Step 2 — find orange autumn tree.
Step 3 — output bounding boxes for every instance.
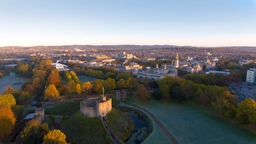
[44,84,60,101]
[0,106,16,141]
[136,84,150,102]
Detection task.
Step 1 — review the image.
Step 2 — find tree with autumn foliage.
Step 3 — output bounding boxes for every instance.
[0,93,16,107]
[104,78,116,92]
[136,84,150,102]
[0,106,16,141]
[42,129,67,144]
[46,70,62,88]
[44,84,60,101]
[19,119,49,144]
[93,80,104,94]
[236,98,256,124]
[75,84,82,94]
[70,71,80,83]
[82,82,93,94]
[117,79,126,89]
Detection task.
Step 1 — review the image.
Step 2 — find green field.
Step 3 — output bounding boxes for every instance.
[44,101,80,115]
[134,101,256,144]
[60,112,108,144]
[78,75,97,82]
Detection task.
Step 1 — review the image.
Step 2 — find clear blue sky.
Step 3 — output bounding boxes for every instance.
[0,0,256,47]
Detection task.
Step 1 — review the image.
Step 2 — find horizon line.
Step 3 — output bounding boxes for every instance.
[1,44,256,48]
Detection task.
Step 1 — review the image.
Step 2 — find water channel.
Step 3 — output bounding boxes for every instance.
[125,113,150,144]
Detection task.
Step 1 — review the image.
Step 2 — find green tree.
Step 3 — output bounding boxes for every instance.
[11,105,24,121]
[195,89,209,105]
[159,84,170,99]
[20,119,49,144]
[204,86,219,102]
[93,80,104,94]
[0,106,16,141]
[236,98,256,124]
[64,71,72,81]
[43,129,67,144]
[227,62,238,70]
[212,97,232,114]
[105,72,116,79]
[104,78,116,92]
[151,90,162,100]
[20,91,31,104]
[171,86,185,100]
[44,84,60,101]
[66,80,76,94]
[70,71,80,83]
[182,81,197,100]
[116,79,126,89]
[116,73,132,81]
[17,62,29,76]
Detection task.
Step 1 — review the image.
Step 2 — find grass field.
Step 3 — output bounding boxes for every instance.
[0,72,27,93]
[44,101,81,115]
[135,100,256,144]
[106,108,134,141]
[78,75,97,82]
[60,112,108,144]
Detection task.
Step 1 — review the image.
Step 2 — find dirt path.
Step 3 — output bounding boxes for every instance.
[124,102,179,144]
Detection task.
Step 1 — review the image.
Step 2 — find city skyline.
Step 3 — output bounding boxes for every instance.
[0,0,256,47]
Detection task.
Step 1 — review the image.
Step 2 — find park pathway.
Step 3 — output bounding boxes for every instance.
[101,117,124,144]
[124,101,179,144]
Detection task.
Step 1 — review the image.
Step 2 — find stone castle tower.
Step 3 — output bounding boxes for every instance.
[175,52,179,68]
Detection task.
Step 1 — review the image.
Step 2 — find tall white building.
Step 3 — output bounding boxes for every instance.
[174,52,179,68]
[246,68,256,84]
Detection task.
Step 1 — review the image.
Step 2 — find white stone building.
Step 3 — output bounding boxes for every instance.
[51,62,69,71]
[133,63,177,80]
[246,68,256,84]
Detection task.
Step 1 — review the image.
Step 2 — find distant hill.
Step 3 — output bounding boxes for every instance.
[0,45,256,51]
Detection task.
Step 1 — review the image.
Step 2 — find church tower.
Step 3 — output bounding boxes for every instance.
[175,52,179,68]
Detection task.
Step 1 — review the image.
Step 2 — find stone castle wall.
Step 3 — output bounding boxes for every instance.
[97,98,112,118]
[80,105,97,117]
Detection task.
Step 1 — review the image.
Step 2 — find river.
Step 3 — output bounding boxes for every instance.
[125,113,149,144]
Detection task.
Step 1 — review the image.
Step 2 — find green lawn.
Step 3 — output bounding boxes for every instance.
[60,112,108,144]
[106,108,133,141]
[44,101,80,115]
[78,75,97,82]
[134,100,256,144]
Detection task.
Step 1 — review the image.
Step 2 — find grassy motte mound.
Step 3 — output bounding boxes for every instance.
[45,101,80,115]
[60,112,108,144]
[106,108,134,141]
